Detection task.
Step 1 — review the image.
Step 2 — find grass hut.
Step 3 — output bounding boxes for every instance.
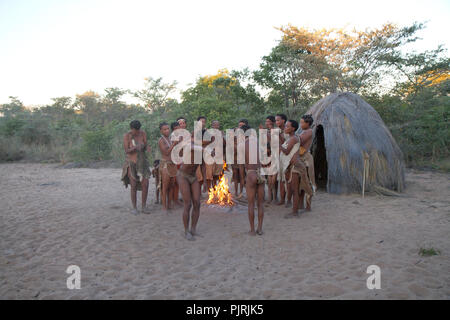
[308,92,405,194]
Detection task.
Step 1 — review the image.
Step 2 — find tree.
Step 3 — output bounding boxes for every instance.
[74,91,102,123]
[180,69,265,128]
[277,22,427,94]
[253,43,330,117]
[387,46,450,99]
[134,77,178,115]
[0,96,26,117]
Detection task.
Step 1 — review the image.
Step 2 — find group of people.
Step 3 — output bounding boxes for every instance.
[121,113,316,241]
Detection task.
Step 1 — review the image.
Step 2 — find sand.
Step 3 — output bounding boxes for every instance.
[0,163,449,299]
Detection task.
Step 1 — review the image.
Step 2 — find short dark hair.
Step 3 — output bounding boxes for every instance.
[130,120,141,130]
[176,117,186,121]
[239,118,249,126]
[266,115,275,123]
[197,116,206,121]
[287,119,299,132]
[240,124,251,132]
[276,114,287,122]
[171,121,180,131]
[153,159,160,166]
[301,114,314,126]
[159,122,169,130]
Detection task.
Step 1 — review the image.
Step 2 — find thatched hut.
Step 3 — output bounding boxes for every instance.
[307,92,405,194]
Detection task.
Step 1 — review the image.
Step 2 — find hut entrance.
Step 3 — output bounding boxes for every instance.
[312,125,328,189]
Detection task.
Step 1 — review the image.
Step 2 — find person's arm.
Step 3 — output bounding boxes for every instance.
[123,133,137,154]
[159,137,179,157]
[280,136,299,155]
[278,129,286,152]
[279,130,286,144]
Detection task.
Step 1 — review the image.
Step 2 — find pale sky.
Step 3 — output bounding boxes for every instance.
[0,0,449,106]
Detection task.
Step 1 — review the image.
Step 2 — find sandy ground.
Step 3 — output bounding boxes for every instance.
[0,163,449,300]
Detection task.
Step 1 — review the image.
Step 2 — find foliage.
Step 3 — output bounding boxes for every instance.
[0,21,447,171]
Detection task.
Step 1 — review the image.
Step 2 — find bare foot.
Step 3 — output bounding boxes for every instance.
[276,201,285,206]
[185,231,195,241]
[248,230,256,236]
[284,212,298,219]
[190,230,203,238]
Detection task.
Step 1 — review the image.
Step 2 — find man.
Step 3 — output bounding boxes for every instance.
[264,116,278,203]
[121,120,151,215]
[275,113,292,207]
[242,125,265,236]
[206,120,224,188]
[158,122,179,211]
[295,114,316,211]
[195,116,209,193]
[151,159,160,204]
[170,121,182,207]
[232,123,246,198]
[176,142,203,240]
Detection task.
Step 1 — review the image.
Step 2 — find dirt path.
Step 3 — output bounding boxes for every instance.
[0,163,449,299]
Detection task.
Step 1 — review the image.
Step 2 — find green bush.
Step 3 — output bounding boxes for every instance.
[71,128,113,161]
[0,117,26,137]
[0,136,25,161]
[18,120,52,145]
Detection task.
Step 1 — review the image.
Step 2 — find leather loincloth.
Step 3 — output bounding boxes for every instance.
[121,159,150,191]
[177,170,198,185]
[160,159,177,178]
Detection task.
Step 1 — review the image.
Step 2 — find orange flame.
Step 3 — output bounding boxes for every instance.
[207,162,234,206]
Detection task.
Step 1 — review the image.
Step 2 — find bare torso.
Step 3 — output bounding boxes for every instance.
[123,130,147,163]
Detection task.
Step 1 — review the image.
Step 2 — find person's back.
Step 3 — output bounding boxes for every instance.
[242,125,265,236]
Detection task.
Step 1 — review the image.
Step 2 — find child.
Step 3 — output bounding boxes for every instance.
[158,122,179,211]
[152,159,161,204]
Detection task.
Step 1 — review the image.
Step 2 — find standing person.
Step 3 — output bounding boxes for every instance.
[279,120,303,218]
[195,116,209,193]
[204,120,217,193]
[176,143,203,241]
[296,114,316,211]
[151,159,161,204]
[231,125,246,198]
[242,125,265,236]
[208,120,224,187]
[264,115,278,204]
[121,120,151,215]
[158,122,179,212]
[170,121,182,207]
[275,113,292,206]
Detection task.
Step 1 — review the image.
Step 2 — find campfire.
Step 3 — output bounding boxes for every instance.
[207,162,234,206]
